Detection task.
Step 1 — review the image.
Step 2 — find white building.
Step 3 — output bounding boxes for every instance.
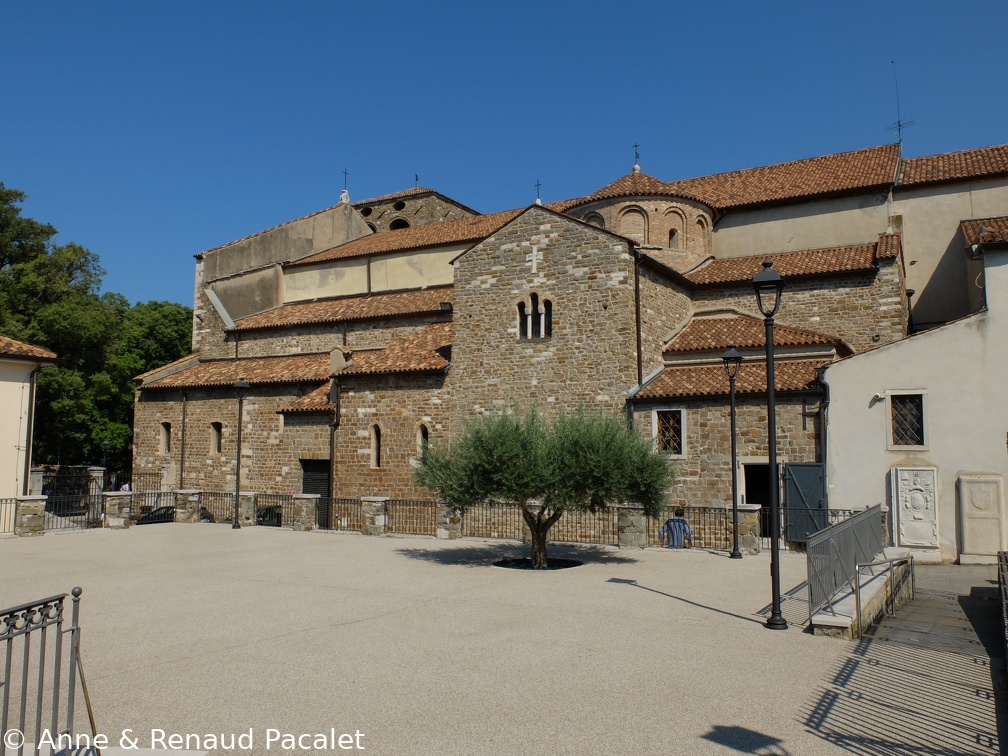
[822,219,1008,562]
[0,336,56,498]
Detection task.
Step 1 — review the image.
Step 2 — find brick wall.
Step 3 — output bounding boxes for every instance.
[235,315,449,357]
[633,394,821,509]
[692,259,907,353]
[133,386,331,494]
[333,373,449,499]
[567,196,713,255]
[449,207,639,419]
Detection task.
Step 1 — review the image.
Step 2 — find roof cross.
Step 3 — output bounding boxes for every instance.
[535,180,541,200]
[343,168,349,190]
[633,143,640,165]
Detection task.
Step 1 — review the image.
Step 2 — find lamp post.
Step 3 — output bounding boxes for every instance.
[721,345,743,560]
[752,260,787,630]
[233,379,250,530]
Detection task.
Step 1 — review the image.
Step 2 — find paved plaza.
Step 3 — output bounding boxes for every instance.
[1,525,1003,755]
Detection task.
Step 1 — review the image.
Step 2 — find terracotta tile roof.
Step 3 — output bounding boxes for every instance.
[961,216,1008,245]
[636,359,826,400]
[278,381,333,413]
[143,353,332,389]
[286,209,524,268]
[0,336,56,361]
[663,314,849,355]
[671,144,900,211]
[576,169,710,207]
[683,234,900,286]
[899,144,1008,188]
[339,322,451,377]
[232,286,453,332]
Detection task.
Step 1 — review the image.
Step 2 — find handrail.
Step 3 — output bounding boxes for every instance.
[853,555,914,639]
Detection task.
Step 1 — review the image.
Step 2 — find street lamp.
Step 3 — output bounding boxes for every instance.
[721,345,743,560]
[752,260,787,630]
[233,379,250,530]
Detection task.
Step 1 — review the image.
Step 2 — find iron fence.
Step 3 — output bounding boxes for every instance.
[806,504,884,618]
[0,589,93,756]
[40,469,100,498]
[386,499,438,536]
[1,498,15,534]
[197,492,235,524]
[254,493,293,528]
[549,508,619,546]
[461,502,523,540]
[126,471,166,493]
[43,495,104,532]
[648,506,731,549]
[319,498,365,532]
[758,507,855,548]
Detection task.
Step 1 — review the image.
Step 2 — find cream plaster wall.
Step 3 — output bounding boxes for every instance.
[0,359,36,498]
[283,258,370,302]
[891,178,1008,326]
[712,193,890,259]
[822,250,1008,561]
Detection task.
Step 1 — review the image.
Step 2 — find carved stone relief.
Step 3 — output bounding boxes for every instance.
[957,473,1006,557]
[892,467,939,549]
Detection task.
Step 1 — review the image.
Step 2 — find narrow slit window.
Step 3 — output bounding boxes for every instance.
[371,424,382,468]
[160,422,172,454]
[518,302,528,339]
[210,422,222,454]
[418,424,429,455]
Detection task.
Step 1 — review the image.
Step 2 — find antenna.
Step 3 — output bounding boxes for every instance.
[886,61,915,144]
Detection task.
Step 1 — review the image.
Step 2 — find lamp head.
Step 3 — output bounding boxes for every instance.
[721,344,743,380]
[233,378,251,399]
[752,260,784,318]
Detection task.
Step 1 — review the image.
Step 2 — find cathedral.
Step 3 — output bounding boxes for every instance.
[131,141,1008,519]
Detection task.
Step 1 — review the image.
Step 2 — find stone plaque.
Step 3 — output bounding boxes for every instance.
[958,473,1006,557]
[892,467,939,549]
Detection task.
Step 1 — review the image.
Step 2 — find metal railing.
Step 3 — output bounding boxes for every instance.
[549,508,619,546]
[648,506,731,549]
[999,552,1008,662]
[1,498,16,534]
[254,493,293,528]
[386,500,438,536]
[806,504,884,618]
[1,588,99,756]
[853,555,915,638]
[196,492,234,524]
[461,502,523,540]
[319,498,365,532]
[43,495,104,532]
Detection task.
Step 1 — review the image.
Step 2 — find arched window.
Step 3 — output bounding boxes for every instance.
[584,212,605,229]
[389,218,410,230]
[418,424,429,455]
[371,425,382,468]
[668,229,679,248]
[518,294,552,339]
[619,208,648,244]
[366,222,377,232]
[160,422,171,454]
[210,422,223,454]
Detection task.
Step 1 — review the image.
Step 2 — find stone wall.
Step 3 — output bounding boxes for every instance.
[355,192,476,233]
[334,373,449,500]
[235,315,448,357]
[449,207,639,419]
[638,266,691,376]
[692,259,907,353]
[133,386,332,494]
[633,394,822,509]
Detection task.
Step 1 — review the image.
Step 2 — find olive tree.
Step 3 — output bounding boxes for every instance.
[416,410,673,568]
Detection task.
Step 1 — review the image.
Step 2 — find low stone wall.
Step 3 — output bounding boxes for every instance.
[14,496,46,536]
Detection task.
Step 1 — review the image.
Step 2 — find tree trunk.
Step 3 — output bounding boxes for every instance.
[520,503,564,569]
[529,524,549,569]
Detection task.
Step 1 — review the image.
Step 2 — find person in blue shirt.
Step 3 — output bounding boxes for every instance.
[659,508,693,549]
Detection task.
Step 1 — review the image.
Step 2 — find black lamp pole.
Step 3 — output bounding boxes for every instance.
[233,379,250,530]
[722,345,743,560]
[753,260,787,630]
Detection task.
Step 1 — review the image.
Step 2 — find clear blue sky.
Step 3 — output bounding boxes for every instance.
[3,1,1006,307]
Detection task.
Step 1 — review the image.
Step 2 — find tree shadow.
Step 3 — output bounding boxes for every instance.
[607,578,763,625]
[395,540,638,567]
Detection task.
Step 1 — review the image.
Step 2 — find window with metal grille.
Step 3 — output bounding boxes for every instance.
[655,409,684,456]
[891,394,924,446]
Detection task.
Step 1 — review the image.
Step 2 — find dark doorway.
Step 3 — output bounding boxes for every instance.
[300,459,331,529]
[744,464,771,539]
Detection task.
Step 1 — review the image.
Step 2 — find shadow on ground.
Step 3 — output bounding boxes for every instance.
[395,540,638,567]
[799,581,1005,755]
[701,724,791,755]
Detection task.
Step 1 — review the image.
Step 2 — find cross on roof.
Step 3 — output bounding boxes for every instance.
[633,143,640,164]
[535,180,541,200]
[343,168,349,190]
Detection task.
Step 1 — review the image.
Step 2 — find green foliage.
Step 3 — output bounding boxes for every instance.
[0,183,193,470]
[416,409,673,518]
